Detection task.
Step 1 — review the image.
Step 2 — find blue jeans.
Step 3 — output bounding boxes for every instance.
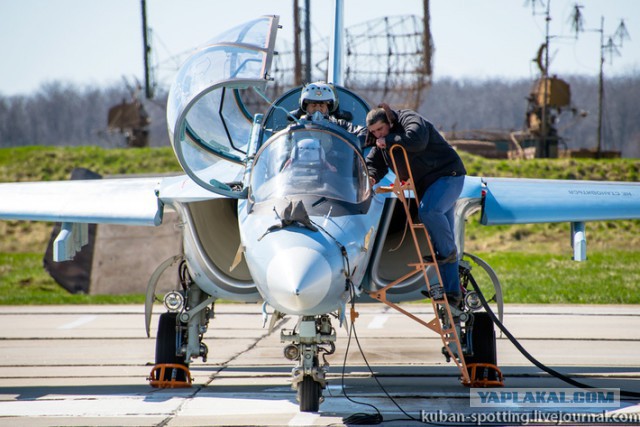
[418,175,465,294]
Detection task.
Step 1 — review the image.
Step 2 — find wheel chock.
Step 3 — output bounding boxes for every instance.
[462,363,504,387]
[148,364,193,388]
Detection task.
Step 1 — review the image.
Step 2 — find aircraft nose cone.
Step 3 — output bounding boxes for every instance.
[266,246,332,312]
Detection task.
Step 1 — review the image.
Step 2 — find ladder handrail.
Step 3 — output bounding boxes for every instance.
[368,144,470,384]
[387,144,446,297]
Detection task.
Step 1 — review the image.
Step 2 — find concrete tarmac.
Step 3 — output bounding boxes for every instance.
[0,303,639,426]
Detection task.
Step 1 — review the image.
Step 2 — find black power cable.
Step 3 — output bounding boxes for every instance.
[338,300,517,427]
[340,282,478,426]
[338,283,385,425]
[467,271,640,399]
[338,268,640,426]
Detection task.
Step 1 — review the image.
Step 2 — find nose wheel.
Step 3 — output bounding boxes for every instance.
[281,314,336,412]
[298,374,322,412]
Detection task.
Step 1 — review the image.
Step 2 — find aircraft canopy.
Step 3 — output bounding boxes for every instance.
[166,16,279,197]
[250,126,370,204]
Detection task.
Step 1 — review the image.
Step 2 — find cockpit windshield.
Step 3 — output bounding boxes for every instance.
[250,128,370,204]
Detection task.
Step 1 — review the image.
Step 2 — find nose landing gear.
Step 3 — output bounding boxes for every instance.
[281,314,336,412]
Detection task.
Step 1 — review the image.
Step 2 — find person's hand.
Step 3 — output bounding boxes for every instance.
[376,138,387,149]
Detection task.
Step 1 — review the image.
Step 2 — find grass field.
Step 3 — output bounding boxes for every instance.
[1,249,638,305]
[469,250,640,304]
[0,146,638,305]
[0,253,145,304]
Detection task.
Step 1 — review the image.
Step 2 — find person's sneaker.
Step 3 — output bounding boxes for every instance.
[445,292,462,308]
[420,284,444,301]
[423,251,457,264]
[422,253,446,263]
[430,284,444,300]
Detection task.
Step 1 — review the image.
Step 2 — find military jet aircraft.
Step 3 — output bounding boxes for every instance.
[1,2,640,413]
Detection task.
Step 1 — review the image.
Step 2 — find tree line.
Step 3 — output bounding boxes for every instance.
[0,82,169,149]
[1,75,638,157]
[421,75,640,158]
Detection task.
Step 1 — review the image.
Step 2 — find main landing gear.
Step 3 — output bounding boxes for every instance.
[148,262,215,388]
[281,314,336,412]
[450,260,504,387]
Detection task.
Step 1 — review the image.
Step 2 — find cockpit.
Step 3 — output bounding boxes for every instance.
[250,125,370,204]
[165,15,371,202]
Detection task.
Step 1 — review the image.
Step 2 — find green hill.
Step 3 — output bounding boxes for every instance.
[0,146,181,182]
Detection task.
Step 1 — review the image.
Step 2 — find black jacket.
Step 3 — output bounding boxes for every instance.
[289,108,367,146]
[365,109,466,195]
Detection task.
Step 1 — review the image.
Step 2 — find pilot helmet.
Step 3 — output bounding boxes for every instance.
[292,138,325,164]
[300,82,337,114]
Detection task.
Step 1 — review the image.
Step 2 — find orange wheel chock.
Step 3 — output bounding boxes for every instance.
[462,363,504,388]
[148,364,193,388]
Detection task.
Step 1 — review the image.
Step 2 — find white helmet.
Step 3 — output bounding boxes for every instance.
[300,82,337,113]
[291,138,326,164]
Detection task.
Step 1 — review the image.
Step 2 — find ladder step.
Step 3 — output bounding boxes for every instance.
[408,262,436,268]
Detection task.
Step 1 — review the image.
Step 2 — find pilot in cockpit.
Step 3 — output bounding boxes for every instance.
[251,132,368,204]
[292,82,367,147]
[282,138,337,176]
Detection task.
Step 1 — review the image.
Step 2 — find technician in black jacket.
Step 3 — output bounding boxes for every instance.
[365,104,466,304]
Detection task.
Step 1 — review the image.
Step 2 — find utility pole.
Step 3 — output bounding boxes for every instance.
[417,0,433,109]
[596,16,604,157]
[292,0,312,85]
[140,0,154,99]
[304,0,311,83]
[570,8,629,157]
[540,0,551,158]
[421,0,433,78]
[293,0,302,86]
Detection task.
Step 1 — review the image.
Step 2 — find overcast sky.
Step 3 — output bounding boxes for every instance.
[0,0,638,96]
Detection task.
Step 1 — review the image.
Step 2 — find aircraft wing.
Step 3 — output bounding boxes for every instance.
[0,177,164,226]
[480,177,640,225]
[0,169,236,224]
[0,173,232,262]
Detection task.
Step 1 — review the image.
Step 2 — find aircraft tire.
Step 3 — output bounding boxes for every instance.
[155,312,187,381]
[298,375,321,412]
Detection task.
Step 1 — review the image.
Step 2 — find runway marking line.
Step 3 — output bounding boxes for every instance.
[288,411,320,425]
[58,315,97,330]
[367,315,388,329]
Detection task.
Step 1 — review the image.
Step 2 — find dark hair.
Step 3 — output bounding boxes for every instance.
[366,108,389,127]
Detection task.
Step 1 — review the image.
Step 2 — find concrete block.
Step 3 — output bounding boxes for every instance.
[89,211,183,295]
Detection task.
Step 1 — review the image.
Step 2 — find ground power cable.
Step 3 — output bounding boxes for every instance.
[339,282,482,426]
[468,272,640,399]
[337,266,640,426]
[338,318,385,425]
[338,296,522,426]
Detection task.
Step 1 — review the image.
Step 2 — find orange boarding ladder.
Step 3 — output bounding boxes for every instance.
[367,144,470,385]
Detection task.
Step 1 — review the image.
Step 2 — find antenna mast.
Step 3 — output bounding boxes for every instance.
[328,0,344,85]
[140,0,154,99]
